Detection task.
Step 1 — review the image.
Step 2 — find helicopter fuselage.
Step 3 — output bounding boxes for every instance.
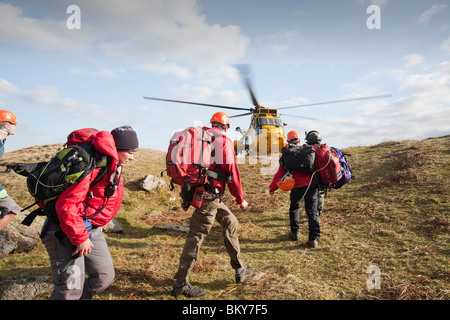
[233,107,286,155]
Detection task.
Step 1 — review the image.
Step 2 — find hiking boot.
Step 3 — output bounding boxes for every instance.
[235,266,253,284]
[289,231,299,241]
[308,239,319,248]
[172,282,206,298]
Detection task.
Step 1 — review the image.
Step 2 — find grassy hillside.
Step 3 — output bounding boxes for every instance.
[0,136,448,300]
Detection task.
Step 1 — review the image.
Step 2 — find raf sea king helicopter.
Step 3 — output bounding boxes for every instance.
[144,65,391,156]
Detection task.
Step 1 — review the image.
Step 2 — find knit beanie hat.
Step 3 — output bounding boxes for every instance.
[111,125,139,152]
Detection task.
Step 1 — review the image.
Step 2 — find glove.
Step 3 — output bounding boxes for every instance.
[0,189,8,199]
[239,200,248,210]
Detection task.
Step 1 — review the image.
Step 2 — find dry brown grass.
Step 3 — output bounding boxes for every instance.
[0,136,449,301]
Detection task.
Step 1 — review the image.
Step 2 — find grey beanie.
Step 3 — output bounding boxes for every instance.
[111,125,139,152]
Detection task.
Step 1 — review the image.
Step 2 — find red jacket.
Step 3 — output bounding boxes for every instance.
[269,166,313,192]
[55,131,123,245]
[207,127,245,204]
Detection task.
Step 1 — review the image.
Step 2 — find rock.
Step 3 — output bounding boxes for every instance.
[103,218,124,233]
[0,276,52,300]
[156,224,189,233]
[140,175,166,192]
[0,211,44,256]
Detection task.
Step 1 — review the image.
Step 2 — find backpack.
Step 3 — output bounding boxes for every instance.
[312,144,342,185]
[279,144,315,173]
[166,126,213,189]
[7,128,108,226]
[330,147,354,189]
[165,127,230,208]
[66,127,99,146]
[26,143,107,205]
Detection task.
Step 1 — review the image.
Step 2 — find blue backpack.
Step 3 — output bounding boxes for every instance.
[331,147,354,189]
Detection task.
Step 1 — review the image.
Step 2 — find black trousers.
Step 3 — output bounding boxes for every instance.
[289,184,320,240]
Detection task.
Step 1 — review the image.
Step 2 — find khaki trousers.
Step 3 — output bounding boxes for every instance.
[174,193,244,284]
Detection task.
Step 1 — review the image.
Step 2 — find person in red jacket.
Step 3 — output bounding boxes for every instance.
[172,112,253,298]
[41,125,138,300]
[269,131,320,248]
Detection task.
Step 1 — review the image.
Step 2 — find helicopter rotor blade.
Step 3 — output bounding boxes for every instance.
[229,112,254,119]
[143,96,253,112]
[235,64,260,109]
[277,93,392,110]
[279,113,319,121]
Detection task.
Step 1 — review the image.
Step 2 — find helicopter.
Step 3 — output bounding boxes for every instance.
[144,65,391,156]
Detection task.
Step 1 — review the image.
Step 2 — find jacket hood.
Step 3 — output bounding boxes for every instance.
[91,131,119,162]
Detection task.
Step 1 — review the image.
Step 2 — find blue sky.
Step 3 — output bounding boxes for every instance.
[0,0,449,152]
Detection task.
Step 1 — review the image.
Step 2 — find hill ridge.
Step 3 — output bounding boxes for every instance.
[0,135,448,300]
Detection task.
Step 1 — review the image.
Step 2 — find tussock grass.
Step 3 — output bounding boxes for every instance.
[0,136,448,300]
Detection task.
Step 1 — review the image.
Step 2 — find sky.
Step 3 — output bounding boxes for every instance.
[0,0,449,153]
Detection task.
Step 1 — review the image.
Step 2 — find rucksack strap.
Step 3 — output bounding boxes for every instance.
[21,207,45,227]
[204,169,232,183]
[90,166,107,188]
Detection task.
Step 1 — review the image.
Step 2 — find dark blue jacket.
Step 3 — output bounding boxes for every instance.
[0,138,5,192]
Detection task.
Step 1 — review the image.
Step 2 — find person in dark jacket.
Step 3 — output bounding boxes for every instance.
[269,130,320,248]
[41,125,138,300]
[305,130,325,216]
[0,110,21,231]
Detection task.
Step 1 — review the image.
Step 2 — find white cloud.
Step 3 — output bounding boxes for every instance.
[70,68,120,79]
[402,54,424,69]
[135,62,192,80]
[20,86,121,122]
[303,60,450,148]
[418,3,448,23]
[363,62,450,140]
[357,0,388,9]
[0,3,91,52]
[0,1,249,67]
[441,37,450,55]
[0,78,19,95]
[255,30,300,57]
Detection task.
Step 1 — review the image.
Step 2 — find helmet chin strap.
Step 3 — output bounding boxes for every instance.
[0,128,10,136]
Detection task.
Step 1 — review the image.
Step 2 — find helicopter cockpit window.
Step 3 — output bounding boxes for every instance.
[252,118,262,134]
[258,117,268,126]
[274,118,283,127]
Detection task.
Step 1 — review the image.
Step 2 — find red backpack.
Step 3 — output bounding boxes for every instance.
[66,127,99,146]
[166,127,214,191]
[312,144,342,185]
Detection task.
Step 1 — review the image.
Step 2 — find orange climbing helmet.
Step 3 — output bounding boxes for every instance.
[0,110,17,125]
[287,130,299,143]
[276,171,295,192]
[210,112,230,128]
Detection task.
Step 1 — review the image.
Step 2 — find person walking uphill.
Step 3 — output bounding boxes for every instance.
[305,130,325,216]
[0,110,21,231]
[41,125,138,300]
[269,131,320,248]
[172,112,253,298]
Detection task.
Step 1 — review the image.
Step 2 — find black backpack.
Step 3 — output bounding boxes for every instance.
[27,144,107,204]
[279,144,315,173]
[7,144,107,227]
